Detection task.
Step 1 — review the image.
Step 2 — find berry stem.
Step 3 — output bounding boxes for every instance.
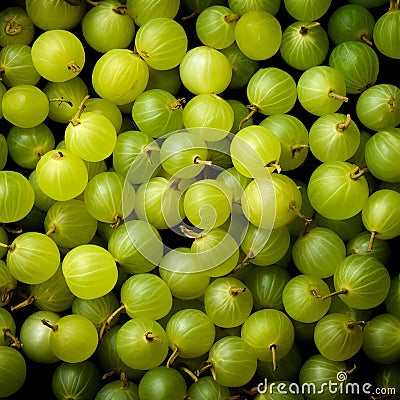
[99,305,125,339]
[319,289,348,300]
[389,0,397,11]
[145,331,163,343]
[210,366,217,381]
[67,61,82,74]
[1,224,22,234]
[345,364,357,375]
[110,215,122,229]
[45,225,56,236]
[300,22,320,34]
[181,12,198,21]
[0,283,15,304]
[241,387,259,396]
[180,366,198,382]
[113,5,128,15]
[48,97,73,107]
[239,105,258,130]
[113,5,135,21]
[41,319,58,332]
[166,347,180,368]
[347,321,367,329]
[289,201,313,223]
[102,369,117,380]
[336,114,352,131]
[388,95,398,112]
[328,91,348,103]
[5,19,23,36]
[196,361,213,376]
[241,251,254,265]
[180,225,203,239]
[360,34,373,46]
[2,329,23,349]
[266,161,282,173]
[350,166,369,180]
[270,344,278,371]
[290,144,309,159]
[143,145,160,153]
[194,156,212,166]
[120,372,129,390]
[224,14,240,23]
[70,94,90,126]
[367,230,376,252]
[229,287,246,296]
[169,98,186,110]
[86,0,100,6]
[229,251,254,275]
[10,295,36,312]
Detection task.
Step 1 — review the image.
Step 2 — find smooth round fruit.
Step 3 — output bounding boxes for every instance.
[196,5,239,49]
[0,170,34,223]
[241,309,295,363]
[48,314,99,363]
[329,41,379,94]
[166,308,215,359]
[7,231,60,285]
[51,360,102,400]
[333,254,391,310]
[125,0,180,27]
[280,21,329,71]
[81,0,136,53]
[138,366,187,400]
[92,49,149,105]
[204,276,253,328]
[7,123,55,169]
[116,318,169,370]
[31,29,85,82]
[297,66,347,116]
[135,17,188,70]
[0,346,26,397]
[0,43,41,87]
[19,310,60,364]
[365,128,400,182]
[284,0,331,20]
[62,244,118,300]
[207,336,258,387]
[2,84,49,128]
[328,4,375,45]
[292,227,346,278]
[25,0,87,31]
[282,274,332,323]
[362,313,400,364]
[356,84,400,131]
[313,313,364,361]
[179,46,232,95]
[373,5,400,59]
[307,161,369,220]
[108,219,164,274]
[65,111,117,162]
[235,10,282,61]
[94,380,139,400]
[35,149,88,201]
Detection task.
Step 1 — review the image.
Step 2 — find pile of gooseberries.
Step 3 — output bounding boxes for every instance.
[0,0,399,399]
